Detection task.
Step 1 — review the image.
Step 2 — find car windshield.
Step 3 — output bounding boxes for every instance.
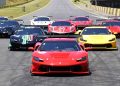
[73,17,89,21]
[34,17,50,21]
[39,41,81,51]
[15,28,44,35]
[52,21,72,26]
[82,28,110,35]
[102,22,120,26]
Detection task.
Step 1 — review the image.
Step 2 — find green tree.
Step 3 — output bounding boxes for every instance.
[74,0,80,2]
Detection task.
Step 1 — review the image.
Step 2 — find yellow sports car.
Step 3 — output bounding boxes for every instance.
[77,26,117,50]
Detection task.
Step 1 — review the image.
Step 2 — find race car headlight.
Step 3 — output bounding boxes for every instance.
[33,56,44,62]
[113,32,117,34]
[109,38,115,41]
[70,27,75,31]
[76,56,87,62]
[80,37,87,42]
[50,27,54,31]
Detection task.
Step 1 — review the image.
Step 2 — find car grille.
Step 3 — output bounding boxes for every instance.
[85,44,112,48]
[11,42,35,47]
[39,65,82,72]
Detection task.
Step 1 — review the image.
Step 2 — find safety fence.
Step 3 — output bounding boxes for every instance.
[74,0,120,16]
[87,5,120,16]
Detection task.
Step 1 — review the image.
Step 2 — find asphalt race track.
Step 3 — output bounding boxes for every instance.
[0,0,120,86]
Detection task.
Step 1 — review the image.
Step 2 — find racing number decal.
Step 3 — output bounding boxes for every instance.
[59,27,64,32]
[22,35,33,44]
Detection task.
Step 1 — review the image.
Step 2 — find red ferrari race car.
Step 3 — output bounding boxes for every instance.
[30,38,89,75]
[48,20,76,34]
[101,20,120,37]
[70,16,93,30]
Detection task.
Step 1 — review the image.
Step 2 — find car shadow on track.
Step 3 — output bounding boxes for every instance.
[9,49,33,52]
[31,72,92,77]
[87,49,118,52]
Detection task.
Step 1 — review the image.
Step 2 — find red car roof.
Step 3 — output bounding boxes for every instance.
[44,38,75,41]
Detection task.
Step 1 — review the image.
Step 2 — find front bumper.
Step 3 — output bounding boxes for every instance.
[0,32,11,36]
[82,41,117,50]
[31,61,89,75]
[10,42,35,48]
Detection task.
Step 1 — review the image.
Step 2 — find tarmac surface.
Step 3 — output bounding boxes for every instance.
[0,0,120,86]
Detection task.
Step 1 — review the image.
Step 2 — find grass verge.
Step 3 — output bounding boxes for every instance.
[0,0,50,18]
[6,0,34,7]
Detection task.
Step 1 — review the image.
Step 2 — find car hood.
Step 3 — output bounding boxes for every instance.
[33,51,87,65]
[82,35,115,43]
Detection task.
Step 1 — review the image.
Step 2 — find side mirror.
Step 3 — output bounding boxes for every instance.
[109,32,112,34]
[43,30,48,35]
[79,43,85,50]
[48,24,51,26]
[20,24,23,26]
[34,45,39,51]
[34,42,42,51]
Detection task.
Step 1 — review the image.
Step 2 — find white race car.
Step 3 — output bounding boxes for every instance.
[30,16,53,26]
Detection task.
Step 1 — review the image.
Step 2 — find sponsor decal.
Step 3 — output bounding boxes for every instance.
[22,35,33,44]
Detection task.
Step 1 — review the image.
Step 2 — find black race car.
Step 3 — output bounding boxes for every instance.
[0,20,20,37]
[8,25,47,50]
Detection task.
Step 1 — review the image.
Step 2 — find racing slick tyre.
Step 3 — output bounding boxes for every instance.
[8,46,16,51]
[30,70,36,76]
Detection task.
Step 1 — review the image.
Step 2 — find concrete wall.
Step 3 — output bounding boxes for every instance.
[0,0,6,7]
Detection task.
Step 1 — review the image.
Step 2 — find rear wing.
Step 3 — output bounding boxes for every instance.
[20,25,48,33]
[20,25,43,28]
[69,16,90,21]
[70,16,89,18]
[33,16,53,18]
[47,34,80,38]
[32,16,54,22]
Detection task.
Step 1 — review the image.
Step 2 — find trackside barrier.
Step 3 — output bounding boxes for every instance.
[75,0,120,16]
[117,9,120,16]
[87,4,120,16]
